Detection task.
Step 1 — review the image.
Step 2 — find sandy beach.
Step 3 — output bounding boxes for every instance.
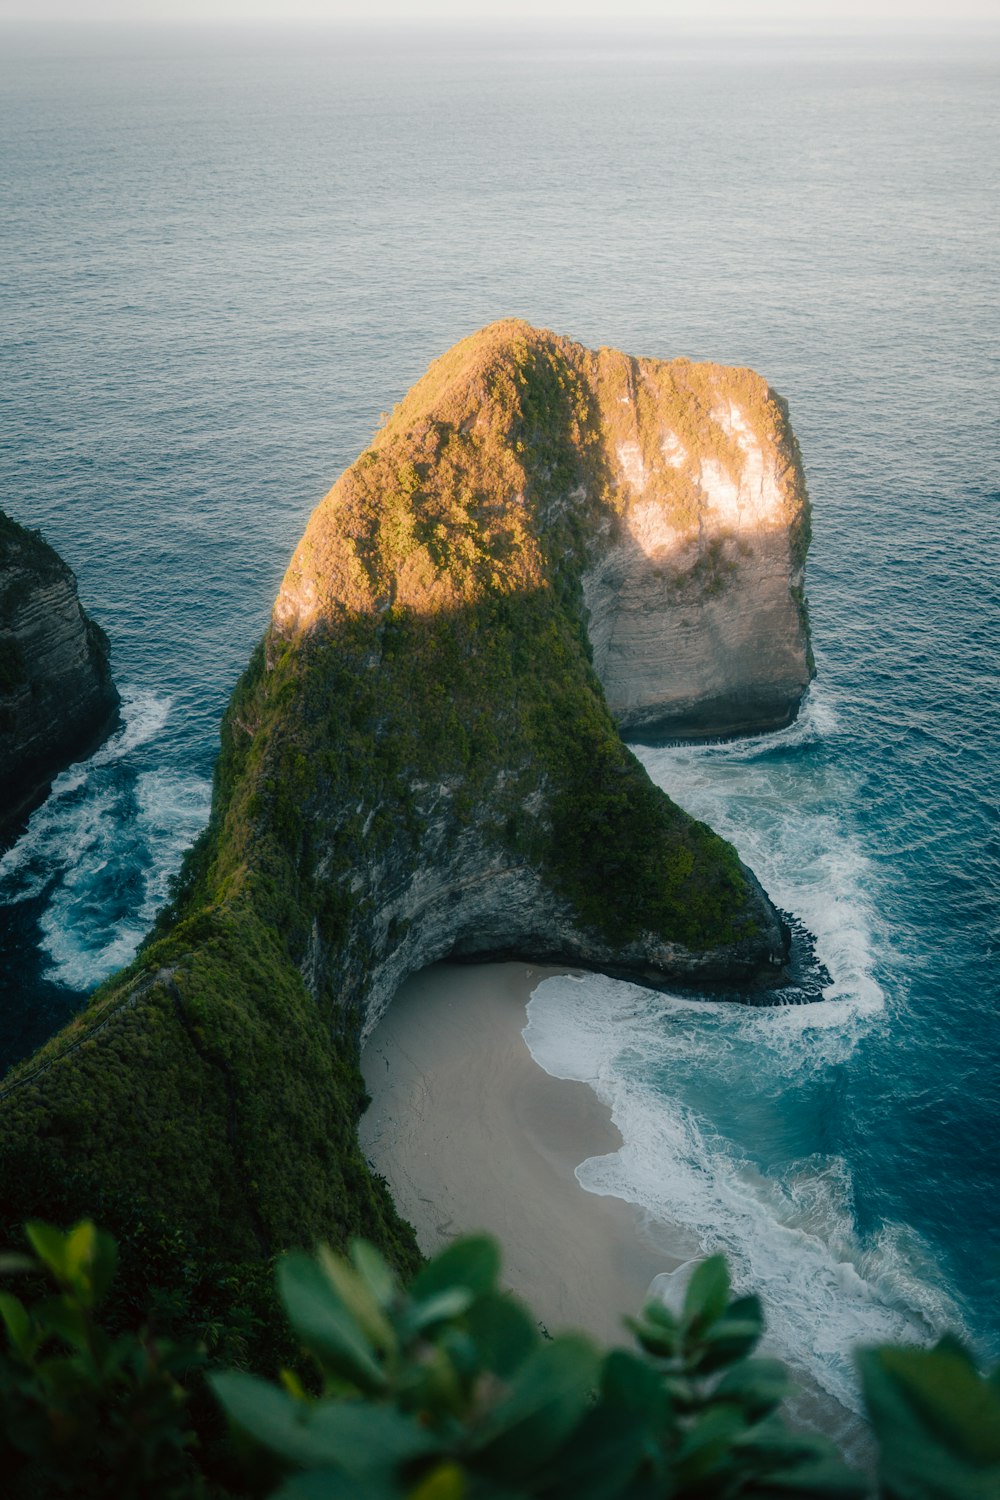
[359,960,684,1345]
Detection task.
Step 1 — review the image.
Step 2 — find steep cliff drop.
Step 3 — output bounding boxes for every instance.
[0,511,119,841]
[580,360,812,741]
[0,323,815,1309]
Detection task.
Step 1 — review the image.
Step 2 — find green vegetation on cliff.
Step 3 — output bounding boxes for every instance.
[0,323,802,1353]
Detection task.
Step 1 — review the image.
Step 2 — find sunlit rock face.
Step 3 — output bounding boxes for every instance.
[0,511,119,836]
[583,384,813,742]
[277,329,813,746]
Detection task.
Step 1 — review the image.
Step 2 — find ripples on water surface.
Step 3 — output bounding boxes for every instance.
[1,24,998,1435]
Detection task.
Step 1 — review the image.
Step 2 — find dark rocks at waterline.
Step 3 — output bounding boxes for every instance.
[0,510,119,841]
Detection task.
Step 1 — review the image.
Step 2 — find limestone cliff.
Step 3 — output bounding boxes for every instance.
[0,511,119,838]
[266,324,811,1034]
[579,359,813,740]
[0,323,815,1309]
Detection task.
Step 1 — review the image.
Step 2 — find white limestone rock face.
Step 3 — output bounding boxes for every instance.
[584,386,813,741]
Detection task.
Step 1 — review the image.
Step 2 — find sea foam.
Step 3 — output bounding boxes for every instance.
[0,690,210,991]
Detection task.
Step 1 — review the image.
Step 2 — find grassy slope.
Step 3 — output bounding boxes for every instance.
[0,323,800,1353]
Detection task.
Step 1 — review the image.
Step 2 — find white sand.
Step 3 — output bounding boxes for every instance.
[360,961,684,1345]
[359,961,872,1469]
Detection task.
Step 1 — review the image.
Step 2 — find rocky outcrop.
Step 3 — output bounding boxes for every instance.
[0,511,119,837]
[267,325,807,1030]
[580,361,813,741]
[0,322,816,1297]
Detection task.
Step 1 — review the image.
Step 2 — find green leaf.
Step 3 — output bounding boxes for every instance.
[403,1287,475,1334]
[211,1372,334,1465]
[859,1343,1000,1499]
[626,1294,683,1362]
[641,1297,679,1333]
[317,1245,396,1352]
[278,1253,387,1394]
[350,1239,398,1310]
[60,1221,118,1308]
[34,1352,97,1400]
[724,1293,764,1332]
[682,1255,731,1332]
[625,1313,678,1359]
[35,1294,90,1351]
[410,1237,500,1304]
[408,1461,468,1500]
[533,1347,671,1497]
[0,1291,32,1356]
[25,1221,69,1282]
[735,1418,866,1495]
[676,1400,747,1468]
[468,1334,600,1480]
[601,1349,670,1425]
[430,1325,482,1384]
[211,1372,438,1476]
[687,1318,764,1374]
[394,1336,468,1420]
[714,1357,791,1419]
[737,1428,866,1497]
[63,1221,97,1288]
[310,1402,442,1481]
[462,1293,539,1378]
[87,1227,118,1305]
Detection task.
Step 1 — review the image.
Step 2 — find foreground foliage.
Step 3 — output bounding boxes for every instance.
[0,1221,202,1498]
[2,1222,999,1499]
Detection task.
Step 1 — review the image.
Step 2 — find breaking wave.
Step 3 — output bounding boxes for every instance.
[524,686,966,1450]
[0,689,211,991]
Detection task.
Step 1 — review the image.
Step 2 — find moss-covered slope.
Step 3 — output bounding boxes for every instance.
[0,323,807,1325]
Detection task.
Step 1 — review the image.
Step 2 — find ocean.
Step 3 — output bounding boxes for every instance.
[1,24,997,1438]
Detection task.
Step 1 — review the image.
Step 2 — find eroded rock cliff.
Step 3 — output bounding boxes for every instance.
[0,511,119,837]
[0,323,815,1309]
[580,359,813,739]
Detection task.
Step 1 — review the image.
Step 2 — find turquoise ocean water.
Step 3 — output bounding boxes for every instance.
[1,25,997,1440]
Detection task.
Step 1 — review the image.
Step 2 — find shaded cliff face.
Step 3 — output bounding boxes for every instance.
[0,323,812,1303]
[0,511,119,838]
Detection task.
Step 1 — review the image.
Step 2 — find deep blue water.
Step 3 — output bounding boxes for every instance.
[1,26,998,1432]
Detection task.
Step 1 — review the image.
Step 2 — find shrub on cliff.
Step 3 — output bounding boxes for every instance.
[0,1221,204,1498]
[3,1221,999,1499]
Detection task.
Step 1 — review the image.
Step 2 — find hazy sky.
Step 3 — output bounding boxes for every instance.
[1,0,997,30]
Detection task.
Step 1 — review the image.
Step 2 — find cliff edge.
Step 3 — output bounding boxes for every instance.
[578,350,812,739]
[0,324,814,1311]
[0,511,119,840]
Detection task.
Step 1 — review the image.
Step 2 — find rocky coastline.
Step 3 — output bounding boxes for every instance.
[0,510,119,842]
[0,322,818,1308]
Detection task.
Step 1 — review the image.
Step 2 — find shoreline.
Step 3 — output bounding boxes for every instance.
[359,959,685,1345]
[360,959,875,1468]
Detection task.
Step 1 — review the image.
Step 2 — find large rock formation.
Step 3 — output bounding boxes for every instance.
[0,323,816,1306]
[269,326,811,1036]
[0,511,119,837]
[579,358,812,740]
